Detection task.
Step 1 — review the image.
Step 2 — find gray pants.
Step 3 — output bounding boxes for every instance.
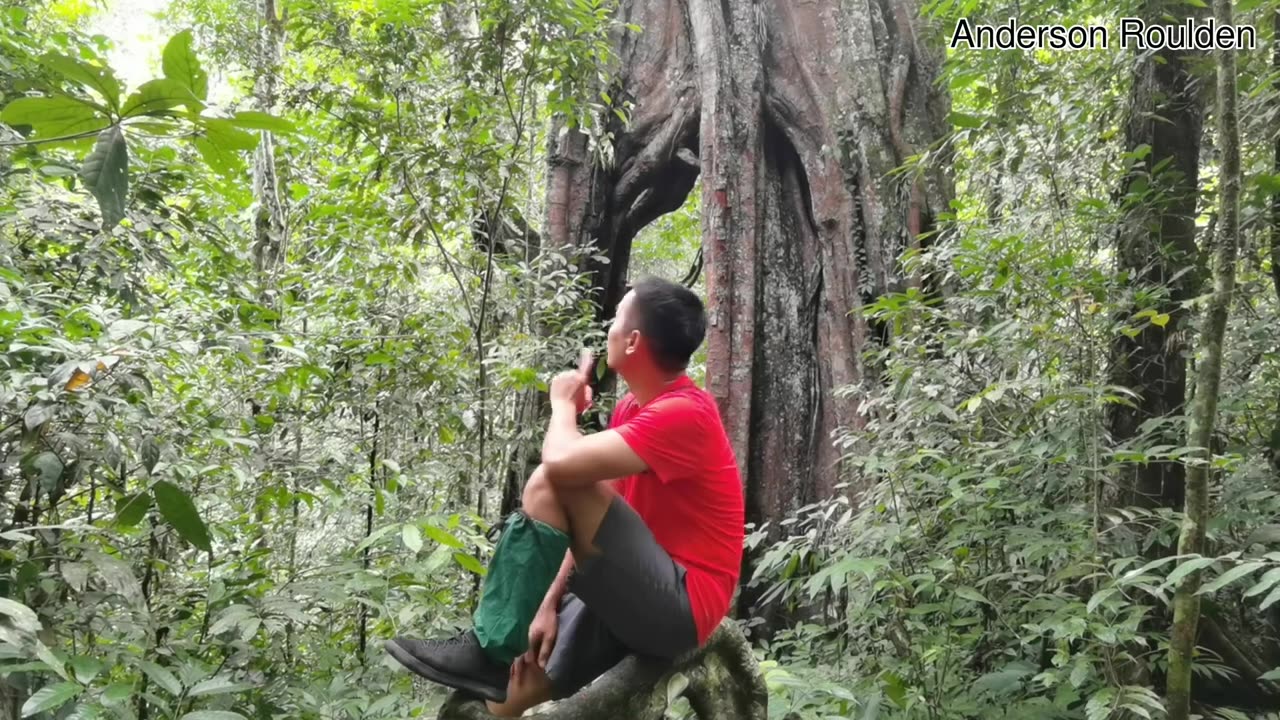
[543,496,698,699]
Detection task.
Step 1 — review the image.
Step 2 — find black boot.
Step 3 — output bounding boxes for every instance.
[385,629,509,702]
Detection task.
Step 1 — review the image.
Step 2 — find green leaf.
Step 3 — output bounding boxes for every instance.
[79,125,129,230]
[402,524,423,553]
[39,53,121,110]
[955,586,989,604]
[31,452,64,487]
[972,662,1034,696]
[69,656,103,684]
[67,701,102,720]
[1086,586,1119,613]
[352,523,399,553]
[1120,554,1181,582]
[1259,584,1280,611]
[423,524,464,549]
[153,480,212,552]
[33,642,69,680]
[180,712,248,720]
[194,118,258,177]
[1243,567,1280,598]
[1,96,108,141]
[21,682,81,717]
[121,78,201,117]
[102,683,133,704]
[1198,561,1267,596]
[229,111,296,134]
[452,552,487,576]
[1085,688,1113,720]
[1150,313,1170,327]
[884,672,907,709]
[188,675,252,697]
[162,30,208,100]
[137,660,182,696]
[1164,556,1216,588]
[0,598,41,634]
[115,493,152,528]
[948,111,985,129]
[1260,667,1280,682]
[23,405,54,432]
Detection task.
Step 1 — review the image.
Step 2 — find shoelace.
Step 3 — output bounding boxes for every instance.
[431,630,474,647]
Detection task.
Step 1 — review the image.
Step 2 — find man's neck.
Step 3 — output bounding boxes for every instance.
[623,369,685,406]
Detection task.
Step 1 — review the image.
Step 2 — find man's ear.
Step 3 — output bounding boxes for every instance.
[625,329,641,356]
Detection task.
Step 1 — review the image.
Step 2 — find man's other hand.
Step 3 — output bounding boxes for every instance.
[525,604,559,669]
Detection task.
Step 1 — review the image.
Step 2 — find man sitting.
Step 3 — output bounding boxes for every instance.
[386,277,744,717]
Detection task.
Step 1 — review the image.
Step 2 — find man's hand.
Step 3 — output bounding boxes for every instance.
[525,603,559,669]
[549,349,593,414]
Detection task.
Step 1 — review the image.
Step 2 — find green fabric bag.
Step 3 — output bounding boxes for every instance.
[472,511,570,664]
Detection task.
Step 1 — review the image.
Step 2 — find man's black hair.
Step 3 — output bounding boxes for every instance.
[626,276,707,372]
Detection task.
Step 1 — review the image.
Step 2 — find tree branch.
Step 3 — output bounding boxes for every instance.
[436,620,765,720]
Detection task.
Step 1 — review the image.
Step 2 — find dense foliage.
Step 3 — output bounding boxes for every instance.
[2,1,1279,720]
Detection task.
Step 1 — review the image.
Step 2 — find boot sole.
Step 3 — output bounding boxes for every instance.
[384,639,508,703]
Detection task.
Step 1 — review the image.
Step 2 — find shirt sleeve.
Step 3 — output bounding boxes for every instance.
[613,395,706,484]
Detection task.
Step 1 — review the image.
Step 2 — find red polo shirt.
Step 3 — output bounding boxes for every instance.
[610,375,744,644]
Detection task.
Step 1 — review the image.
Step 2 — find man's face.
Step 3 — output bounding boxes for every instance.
[606,291,637,371]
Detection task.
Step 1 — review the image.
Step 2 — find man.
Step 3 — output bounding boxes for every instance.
[386,276,744,717]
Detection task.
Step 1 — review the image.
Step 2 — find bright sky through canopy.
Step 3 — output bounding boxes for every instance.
[87,0,170,89]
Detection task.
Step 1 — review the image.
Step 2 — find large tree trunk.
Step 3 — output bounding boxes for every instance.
[1268,8,1280,478]
[543,0,953,633]
[1107,0,1205,513]
[252,0,287,284]
[1166,0,1241,714]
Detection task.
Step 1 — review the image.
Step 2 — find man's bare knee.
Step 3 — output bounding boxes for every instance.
[521,466,569,533]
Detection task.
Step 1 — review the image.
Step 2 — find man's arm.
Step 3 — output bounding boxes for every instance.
[541,396,646,488]
[539,549,575,612]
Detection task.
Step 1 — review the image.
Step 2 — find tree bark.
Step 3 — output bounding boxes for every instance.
[436,620,765,720]
[252,0,287,283]
[1268,7,1280,478]
[1107,0,1205,513]
[542,0,952,632]
[1165,0,1241,714]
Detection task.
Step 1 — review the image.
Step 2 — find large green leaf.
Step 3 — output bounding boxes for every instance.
[21,682,81,718]
[188,675,253,697]
[102,683,133,704]
[1,96,107,141]
[1197,561,1267,596]
[121,79,202,117]
[228,111,296,134]
[423,524,464,549]
[79,125,129,230]
[153,480,212,552]
[0,598,41,634]
[115,493,152,528]
[30,452,64,489]
[137,660,182,696]
[194,118,259,177]
[39,52,121,111]
[452,552,487,576]
[69,656,103,684]
[1164,556,1217,588]
[402,524,423,553]
[1244,567,1280,598]
[162,30,209,101]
